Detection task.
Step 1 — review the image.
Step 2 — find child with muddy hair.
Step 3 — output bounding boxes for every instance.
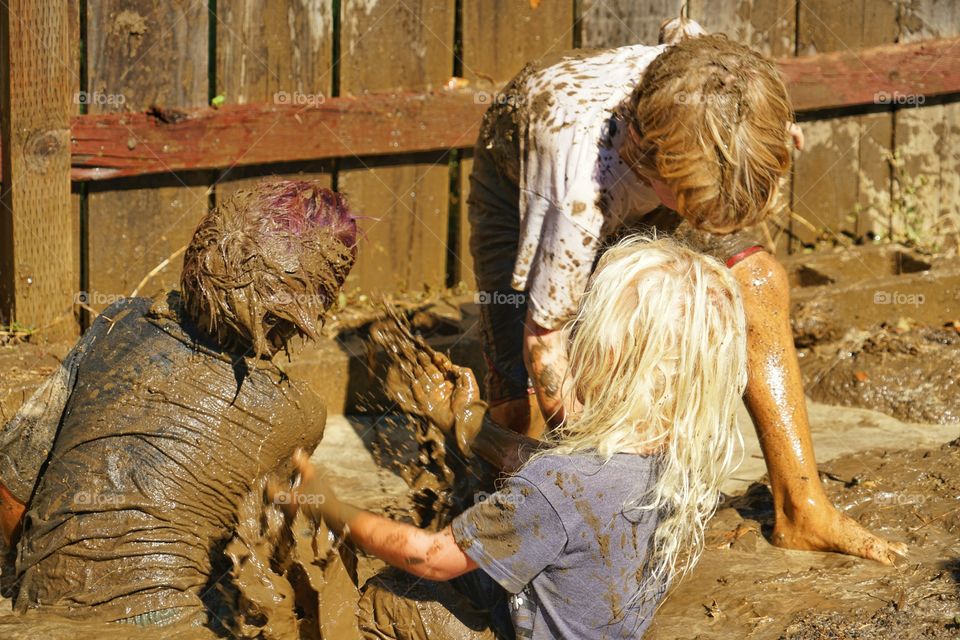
[279,236,748,639]
[0,180,356,630]
[468,17,905,566]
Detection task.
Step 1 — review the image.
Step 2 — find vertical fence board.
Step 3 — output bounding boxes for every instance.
[458,0,574,288]
[215,0,335,199]
[893,0,960,249]
[85,0,211,309]
[338,0,456,295]
[0,0,77,339]
[580,0,682,48]
[793,0,898,249]
[689,0,795,57]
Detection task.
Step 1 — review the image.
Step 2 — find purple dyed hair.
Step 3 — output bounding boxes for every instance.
[181,179,357,358]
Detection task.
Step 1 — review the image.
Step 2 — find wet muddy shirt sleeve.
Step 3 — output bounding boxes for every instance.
[451,476,567,594]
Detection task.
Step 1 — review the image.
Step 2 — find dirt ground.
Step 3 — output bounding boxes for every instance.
[648,441,960,639]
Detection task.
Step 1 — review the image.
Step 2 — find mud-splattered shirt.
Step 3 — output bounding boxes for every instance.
[510,46,664,329]
[452,452,662,639]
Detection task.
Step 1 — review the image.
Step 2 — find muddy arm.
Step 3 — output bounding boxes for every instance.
[468,414,543,474]
[289,456,477,581]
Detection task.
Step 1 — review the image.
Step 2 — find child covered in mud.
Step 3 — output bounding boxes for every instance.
[281,237,749,639]
[0,180,356,629]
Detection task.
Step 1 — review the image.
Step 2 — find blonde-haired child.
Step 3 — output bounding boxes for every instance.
[283,236,747,639]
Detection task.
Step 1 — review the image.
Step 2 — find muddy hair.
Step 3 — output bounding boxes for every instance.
[180,180,357,359]
[534,235,747,611]
[621,34,793,233]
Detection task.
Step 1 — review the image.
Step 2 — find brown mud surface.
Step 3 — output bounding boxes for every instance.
[787,244,960,425]
[649,440,960,639]
[799,323,960,424]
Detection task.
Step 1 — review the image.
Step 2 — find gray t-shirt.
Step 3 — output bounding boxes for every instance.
[451,452,663,639]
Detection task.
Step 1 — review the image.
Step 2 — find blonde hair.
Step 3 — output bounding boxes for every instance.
[533,236,748,605]
[621,34,793,233]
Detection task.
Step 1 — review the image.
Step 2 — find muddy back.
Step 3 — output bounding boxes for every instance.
[14,297,326,624]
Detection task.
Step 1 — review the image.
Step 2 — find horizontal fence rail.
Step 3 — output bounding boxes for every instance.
[1,37,957,181]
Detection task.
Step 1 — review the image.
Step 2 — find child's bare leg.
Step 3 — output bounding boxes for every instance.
[732,251,907,565]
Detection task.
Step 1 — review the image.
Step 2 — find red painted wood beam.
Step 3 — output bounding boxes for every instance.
[0,37,956,181]
[69,90,487,180]
[779,36,960,112]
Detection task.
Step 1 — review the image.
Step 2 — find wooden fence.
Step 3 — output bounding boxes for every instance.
[1,0,958,341]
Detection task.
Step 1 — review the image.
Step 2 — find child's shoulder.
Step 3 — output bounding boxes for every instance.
[516,452,656,497]
[519,44,666,117]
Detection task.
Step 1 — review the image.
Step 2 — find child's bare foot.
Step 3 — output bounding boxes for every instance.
[771,499,908,565]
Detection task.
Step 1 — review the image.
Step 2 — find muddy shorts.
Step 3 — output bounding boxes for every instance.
[357,567,513,640]
[467,142,764,405]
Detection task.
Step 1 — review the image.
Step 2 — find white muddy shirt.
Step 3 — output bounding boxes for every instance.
[506,19,706,329]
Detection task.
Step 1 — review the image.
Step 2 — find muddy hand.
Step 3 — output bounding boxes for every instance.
[268,450,358,537]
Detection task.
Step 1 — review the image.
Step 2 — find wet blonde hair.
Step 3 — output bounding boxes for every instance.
[535,235,747,605]
[621,34,793,233]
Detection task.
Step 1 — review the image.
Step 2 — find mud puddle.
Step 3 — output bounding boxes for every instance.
[649,439,960,639]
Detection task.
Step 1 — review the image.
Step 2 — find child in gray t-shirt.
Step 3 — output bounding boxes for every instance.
[280,236,748,639]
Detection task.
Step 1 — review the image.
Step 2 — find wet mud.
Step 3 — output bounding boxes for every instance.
[649,439,960,639]
[786,245,960,425]
[798,323,960,424]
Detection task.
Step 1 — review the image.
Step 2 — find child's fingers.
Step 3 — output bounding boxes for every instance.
[292,448,314,482]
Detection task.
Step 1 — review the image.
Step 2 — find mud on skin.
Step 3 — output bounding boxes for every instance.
[0,180,360,636]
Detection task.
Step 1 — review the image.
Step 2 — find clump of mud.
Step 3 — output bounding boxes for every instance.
[216,475,360,640]
[798,323,960,424]
[649,439,960,640]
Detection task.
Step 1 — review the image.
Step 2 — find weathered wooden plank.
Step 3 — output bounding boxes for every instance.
[214,0,335,199]
[580,0,683,48]
[57,35,960,179]
[780,37,960,112]
[892,0,960,251]
[792,0,898,248]
[71,92,486,179]
[85,0,211,310]
[0,37,933,182]
[689,0,795,57]
[0,0,77,339]
[338,0,456,294]
[458,0,574,289]
[462,0,574,82]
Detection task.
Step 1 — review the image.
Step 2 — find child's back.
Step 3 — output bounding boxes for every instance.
[453,452,661,639]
